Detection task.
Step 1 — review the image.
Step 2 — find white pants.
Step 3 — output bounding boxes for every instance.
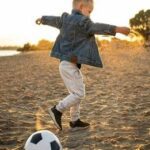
[56,60,85,122]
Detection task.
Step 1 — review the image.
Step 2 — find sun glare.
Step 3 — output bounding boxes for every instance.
[0,0,149,46]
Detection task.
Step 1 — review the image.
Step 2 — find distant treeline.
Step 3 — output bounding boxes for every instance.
[17,38,146,52]
[17,39,54,51]
[0,46,19,50]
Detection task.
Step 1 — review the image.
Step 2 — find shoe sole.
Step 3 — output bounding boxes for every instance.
[69,126,90,132]
[48,108,62,130]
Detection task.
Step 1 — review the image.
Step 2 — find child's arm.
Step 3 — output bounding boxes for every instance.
[80,17,130,36]
[35,13,68,29]
[115,27,130,36]
[36,16,62,29]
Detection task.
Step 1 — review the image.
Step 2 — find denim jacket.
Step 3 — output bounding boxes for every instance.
[41,10,116,68]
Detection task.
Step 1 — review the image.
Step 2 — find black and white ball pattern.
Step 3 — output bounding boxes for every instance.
[24,130,62,150]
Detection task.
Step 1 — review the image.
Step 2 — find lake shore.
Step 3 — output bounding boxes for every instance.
[0,44,150,150]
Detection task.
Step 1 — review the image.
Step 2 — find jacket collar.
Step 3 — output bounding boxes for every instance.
[72,9,83,15]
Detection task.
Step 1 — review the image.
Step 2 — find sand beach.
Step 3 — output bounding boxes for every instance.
[0,43,150,150]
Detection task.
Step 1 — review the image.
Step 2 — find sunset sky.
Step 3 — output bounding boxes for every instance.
[0,0,149,46]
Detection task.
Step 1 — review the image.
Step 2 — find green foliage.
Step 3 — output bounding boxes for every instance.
[129,9,150,41]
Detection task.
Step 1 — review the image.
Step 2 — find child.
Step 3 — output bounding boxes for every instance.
[36,0,130,131]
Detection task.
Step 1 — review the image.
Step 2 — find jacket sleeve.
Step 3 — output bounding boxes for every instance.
[79,16,117,36]
[41,12,68,29]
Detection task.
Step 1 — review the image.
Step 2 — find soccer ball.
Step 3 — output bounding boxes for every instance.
[24,130,62,150]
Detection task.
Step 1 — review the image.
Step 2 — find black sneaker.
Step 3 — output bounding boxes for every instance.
[48,106,62,130]
[69,119,90,131]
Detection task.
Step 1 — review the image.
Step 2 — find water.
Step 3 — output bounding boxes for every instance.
[0,50,21,57]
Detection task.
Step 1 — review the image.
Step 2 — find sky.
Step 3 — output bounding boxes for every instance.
[0,0,149,46]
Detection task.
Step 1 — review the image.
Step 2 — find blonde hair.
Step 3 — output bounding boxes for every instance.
[73,0,93,8]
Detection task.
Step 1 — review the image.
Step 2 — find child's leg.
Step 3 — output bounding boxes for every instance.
[56,61,85,117]
[49,60,89,130]
[70,103,80,122]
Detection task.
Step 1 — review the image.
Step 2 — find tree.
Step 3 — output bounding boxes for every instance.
[129,9,150,41]
[23,43,31,50]
[37,39,53,50]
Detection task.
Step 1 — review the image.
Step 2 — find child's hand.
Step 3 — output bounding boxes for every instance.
[116,27,130,36]
[36,18,42,25]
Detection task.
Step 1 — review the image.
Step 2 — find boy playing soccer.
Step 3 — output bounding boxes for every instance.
[36,0,130,131]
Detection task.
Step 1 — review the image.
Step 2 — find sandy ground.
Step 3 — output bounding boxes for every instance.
[0,44,150,150]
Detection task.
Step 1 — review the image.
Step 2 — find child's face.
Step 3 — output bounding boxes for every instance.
[80,3,93,17]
